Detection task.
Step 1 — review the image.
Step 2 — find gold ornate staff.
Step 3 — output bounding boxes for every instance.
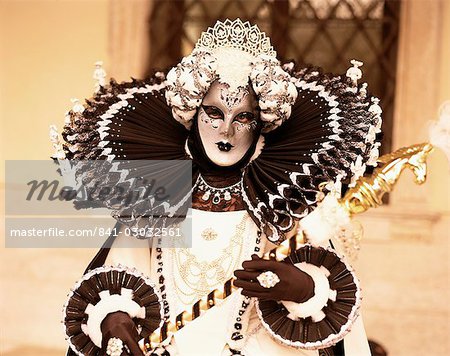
[341,142,434,215]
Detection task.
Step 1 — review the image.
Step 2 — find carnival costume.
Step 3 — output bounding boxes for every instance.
[58,19,383,356]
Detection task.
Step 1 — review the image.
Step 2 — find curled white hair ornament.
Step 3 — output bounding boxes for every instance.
[165,50,217,129]
[250,55,298,132]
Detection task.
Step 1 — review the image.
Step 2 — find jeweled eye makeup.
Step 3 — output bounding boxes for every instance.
[233,112,258,131]
[199,105,221,128]
[200,105,258,131]
[201,105,223,120]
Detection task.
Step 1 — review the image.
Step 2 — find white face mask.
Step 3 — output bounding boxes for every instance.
[198,81,260,167]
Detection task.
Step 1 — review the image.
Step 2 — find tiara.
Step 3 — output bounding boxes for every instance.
[194,18,276,58]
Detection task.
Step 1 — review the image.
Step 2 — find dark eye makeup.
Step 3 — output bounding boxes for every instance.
[201,105,223,119]
[201,105,257,125]
[234,112,255,123]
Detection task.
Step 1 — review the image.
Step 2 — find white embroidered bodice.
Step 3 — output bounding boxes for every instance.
[153,208,262,320]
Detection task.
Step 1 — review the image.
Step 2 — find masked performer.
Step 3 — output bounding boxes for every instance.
[60,19,382,356]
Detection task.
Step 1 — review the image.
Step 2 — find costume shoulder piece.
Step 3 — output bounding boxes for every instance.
[56,73,195,228]
[242,62,382,243]
[61,74,188,161]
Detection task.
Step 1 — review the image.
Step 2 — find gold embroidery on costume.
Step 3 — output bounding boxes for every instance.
[201,228,218,241]
[171,214,249,305]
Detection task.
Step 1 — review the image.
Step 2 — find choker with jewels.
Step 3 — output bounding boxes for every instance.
[195,174,242,204]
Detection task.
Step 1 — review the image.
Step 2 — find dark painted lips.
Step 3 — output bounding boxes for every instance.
[215,141,234,152]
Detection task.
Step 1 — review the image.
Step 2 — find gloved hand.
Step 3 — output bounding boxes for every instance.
[233,254,315,303]
[100,311,144,356]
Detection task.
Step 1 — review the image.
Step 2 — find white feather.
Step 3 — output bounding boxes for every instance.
[429,101,450,165]
[299,195,351,247]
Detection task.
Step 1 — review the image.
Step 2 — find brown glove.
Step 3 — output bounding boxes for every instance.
[234,254,315,303]
[100,311,144,356]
